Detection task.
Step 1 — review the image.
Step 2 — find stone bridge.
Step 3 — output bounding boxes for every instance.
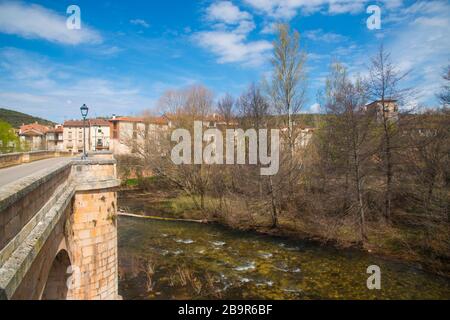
[0,152,120,300]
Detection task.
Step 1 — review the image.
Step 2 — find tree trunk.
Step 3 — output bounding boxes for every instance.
[357,179,367,243]
[269,177,278,229]
[383,120,393,223]
[200,192,205,211]
[353,140,367,243]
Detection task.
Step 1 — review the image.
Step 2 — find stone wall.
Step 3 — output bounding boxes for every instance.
[0,154,120,300]
[0,163,71,251]
[67,156,119,299]
[68,190,118,299]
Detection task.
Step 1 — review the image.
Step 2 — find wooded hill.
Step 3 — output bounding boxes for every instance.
[0,108,55,128]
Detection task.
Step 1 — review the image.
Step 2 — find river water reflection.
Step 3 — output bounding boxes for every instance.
[118,216,450,300]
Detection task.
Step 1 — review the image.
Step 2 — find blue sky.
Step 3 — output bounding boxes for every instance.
[0,0,449,123]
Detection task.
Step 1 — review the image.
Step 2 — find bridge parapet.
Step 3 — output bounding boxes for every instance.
[0,151,72,169]
[0,153,120,300]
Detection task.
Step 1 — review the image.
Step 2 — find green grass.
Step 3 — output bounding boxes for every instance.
[124,179,139,187]
[124,176,160,188]
[166,196,199,215]
[158,195,221,220]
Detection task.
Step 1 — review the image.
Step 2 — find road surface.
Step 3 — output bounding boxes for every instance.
[0,157,74,188]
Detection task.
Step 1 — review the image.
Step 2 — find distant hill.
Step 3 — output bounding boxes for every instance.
[0,108,55,128]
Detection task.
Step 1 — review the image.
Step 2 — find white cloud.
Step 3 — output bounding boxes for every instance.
[195,31,271,65]
[307,52,328,62]
[206,1,252,24]
[205,1,255,34]
[303,29,347,43]
[328,1,366,15]
[243,0,401,19]
[0,2,101,45]
[319,0,450,107]
[384,0,450,106]
[309,103,321,113]
[195,1,271,66]
[130,19,150,28]
[260,22,277,34]
[0,48,154,121]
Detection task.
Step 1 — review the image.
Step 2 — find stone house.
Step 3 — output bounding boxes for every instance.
[19,122,49,151]
[366,99,399,123]
[109,116,171,155]
[63,119,110,154]
[45,125,64,151]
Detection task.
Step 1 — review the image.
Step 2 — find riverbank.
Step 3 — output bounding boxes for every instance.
[118,184,450,278]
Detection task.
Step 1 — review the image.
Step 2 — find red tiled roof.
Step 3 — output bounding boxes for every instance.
[20,123,49,134]
[110,117,144,123]
[20,129,45,136]
[89,119,110,126]
[110,116,169,125]
[163,113,226,122]
[64,119,110,127]
[64,120,86,127]
[47,127,64,133]
[366,100,398,107]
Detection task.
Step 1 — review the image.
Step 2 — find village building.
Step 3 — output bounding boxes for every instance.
[366,99,399,123]
[63,120,86,154]
[45,125,64,151]
[63,119,110,154]
[88,119,111,151]
[19,122,49,151]
[109,116,171,155]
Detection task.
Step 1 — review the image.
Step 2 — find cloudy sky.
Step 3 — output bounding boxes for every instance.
[0,0,449,122]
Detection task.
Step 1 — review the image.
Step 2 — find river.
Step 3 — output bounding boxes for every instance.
[118,216,450,300]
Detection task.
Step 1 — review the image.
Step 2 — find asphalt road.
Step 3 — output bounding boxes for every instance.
[0,157,74,188]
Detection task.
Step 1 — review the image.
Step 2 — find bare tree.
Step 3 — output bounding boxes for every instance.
[129,85,216,215]
[269,23,307,154]
[367,45,411,222]
[323,63,376,242]
[157,88,186,116]
[217,93,235,125]
[269,24,307,201]
[185,85,214,120]
[402,108,450,217]
[437,65,450,107]
[157,84,214,121]
[236,83,271,211]
[238,83,270,130]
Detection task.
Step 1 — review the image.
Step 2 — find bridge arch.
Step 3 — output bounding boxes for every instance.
[41,250,71,300]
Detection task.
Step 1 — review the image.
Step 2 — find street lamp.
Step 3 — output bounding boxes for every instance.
[80,104,89,160]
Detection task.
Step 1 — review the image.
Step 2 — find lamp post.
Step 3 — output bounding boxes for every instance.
[80,104,89,160]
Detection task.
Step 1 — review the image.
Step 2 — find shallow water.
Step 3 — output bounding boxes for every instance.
[118,216,450,300]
